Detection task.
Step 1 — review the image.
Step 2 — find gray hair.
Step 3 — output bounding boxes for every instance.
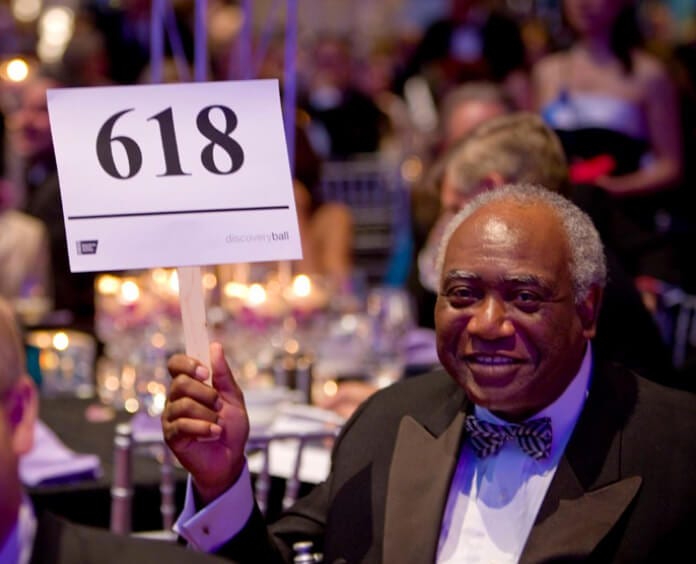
[445,112,570,198]
[435,184,607,302]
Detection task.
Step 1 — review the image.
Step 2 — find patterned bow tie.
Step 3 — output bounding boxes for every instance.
[465,415,553,460]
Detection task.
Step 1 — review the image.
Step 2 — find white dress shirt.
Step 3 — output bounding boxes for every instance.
[175,463,254,552]
[0,495,37,564]
[176,346,593,560]
[437,345,593,563]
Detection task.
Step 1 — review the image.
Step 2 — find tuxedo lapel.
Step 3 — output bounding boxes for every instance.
[383,410,466,563]
[521,362,643,562]
[521,473,642,562]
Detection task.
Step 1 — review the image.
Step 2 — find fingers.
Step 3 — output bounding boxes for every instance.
[164,343,246,433]
[167,352,202,380]
[163,416,222,444]
[164,366,221,441]
[166,392,220,422]
[167,371,219,407]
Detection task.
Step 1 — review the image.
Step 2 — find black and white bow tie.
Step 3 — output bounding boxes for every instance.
[465,415,553,460]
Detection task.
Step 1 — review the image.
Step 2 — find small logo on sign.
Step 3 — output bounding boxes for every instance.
[77,240,99,255]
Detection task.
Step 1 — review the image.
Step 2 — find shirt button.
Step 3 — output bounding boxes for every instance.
[202,525,210,535]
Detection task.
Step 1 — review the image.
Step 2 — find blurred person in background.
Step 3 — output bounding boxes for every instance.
[409,82,513,327]
[533,0,683,280]
[300,34,388,159]
[0,177,51,315]
[394,0,530,110]
[353,39,413,159]
[292,121,354,290]
[58,24,113,87]
[87,0,194,85]
[8,71,95,332]
[249,37,355,288]
[0,297,227,564]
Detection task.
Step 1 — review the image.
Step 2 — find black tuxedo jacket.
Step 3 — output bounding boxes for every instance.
[219,362,695,563]
[29,511,226,564]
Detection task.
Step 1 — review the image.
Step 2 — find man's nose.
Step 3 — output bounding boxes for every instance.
[466,295,514,339]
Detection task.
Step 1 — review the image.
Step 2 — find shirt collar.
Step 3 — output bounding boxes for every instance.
[0,495,36,564]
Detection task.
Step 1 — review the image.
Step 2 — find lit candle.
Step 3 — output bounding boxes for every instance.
[240,283,288,326]
[26,329,96,398]
[284,274,328,315]
[222,280,249,314]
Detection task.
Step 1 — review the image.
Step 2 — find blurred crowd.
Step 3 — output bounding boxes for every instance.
[1,0,696,360]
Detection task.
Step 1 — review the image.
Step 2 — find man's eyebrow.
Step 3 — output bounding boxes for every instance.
[502,274,545,286]
[443,272,553,288]
[442,270,480,283]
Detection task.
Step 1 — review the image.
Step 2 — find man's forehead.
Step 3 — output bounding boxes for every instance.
[457,200,562,242]
[443,199,571,277]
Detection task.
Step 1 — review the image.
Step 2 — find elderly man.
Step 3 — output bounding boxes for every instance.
[164,185,695,562]
[414,112,676,389]
[0,298,225,564]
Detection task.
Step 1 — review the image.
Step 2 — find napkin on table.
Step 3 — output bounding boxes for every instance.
[247,403,345,484]
[20,419,102,486]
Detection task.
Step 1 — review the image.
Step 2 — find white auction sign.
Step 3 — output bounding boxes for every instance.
[47,79,302,273]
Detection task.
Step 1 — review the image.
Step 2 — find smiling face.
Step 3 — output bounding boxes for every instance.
[435,200,598,421]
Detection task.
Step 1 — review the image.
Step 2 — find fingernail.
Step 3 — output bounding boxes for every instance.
[214,398,223,411]
[209,423,222,438]
[195,366,209,381]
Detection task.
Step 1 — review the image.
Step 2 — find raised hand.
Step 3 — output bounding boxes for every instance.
[162,342,250,504]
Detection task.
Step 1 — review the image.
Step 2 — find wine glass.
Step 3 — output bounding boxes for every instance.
[365,286,415,388]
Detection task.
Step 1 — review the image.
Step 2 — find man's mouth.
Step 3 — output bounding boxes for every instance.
[463,354,521,365]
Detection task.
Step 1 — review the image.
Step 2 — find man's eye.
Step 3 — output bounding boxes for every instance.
[444,287,478,307]
[513,291,542,311]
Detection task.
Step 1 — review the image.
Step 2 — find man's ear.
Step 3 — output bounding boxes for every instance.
[577,285,603,339]
[7,375,38,456]
[479,171,506,191]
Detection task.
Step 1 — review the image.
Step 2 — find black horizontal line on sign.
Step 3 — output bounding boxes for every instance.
[68,206,290,220]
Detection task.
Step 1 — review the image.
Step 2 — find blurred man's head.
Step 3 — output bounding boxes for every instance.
[9,74,60,164]
[439,82,513,149]
[440,112,569,213]
[0,298,37,545]
[435,185,605,421]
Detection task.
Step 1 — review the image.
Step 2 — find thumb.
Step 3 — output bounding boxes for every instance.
[209,342,244,401]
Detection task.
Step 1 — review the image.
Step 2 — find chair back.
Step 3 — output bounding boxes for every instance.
[110,422,176,538]
[247,428,339,516]
[319,157,410,285]
[110,424,338,534]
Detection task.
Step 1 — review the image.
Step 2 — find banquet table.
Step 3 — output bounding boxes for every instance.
[27,396,189,532]
[27,395,331,530]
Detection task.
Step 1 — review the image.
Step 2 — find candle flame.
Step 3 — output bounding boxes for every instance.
[96,274,120,295]
[52,331,69,351]
[168,271,179,293]
[151,268,169,286]
[224,281,249,299]
[292,274,312,297]
[120,280,140,303]
[247,283,267,306]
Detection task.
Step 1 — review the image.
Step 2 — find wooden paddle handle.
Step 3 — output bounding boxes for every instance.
[177,265,211,384]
